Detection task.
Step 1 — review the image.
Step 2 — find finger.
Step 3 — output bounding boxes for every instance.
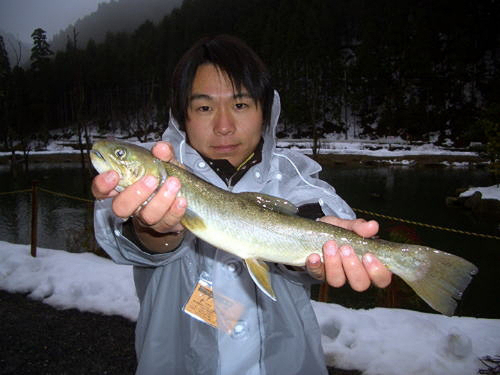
[318,216,365,230]
[319,217,379,238]
[137,176,180,225]
[306,253,324,281]
[340,245,371,292]
[92,171,119,199]
[155,197,187,233]
[139,177,187,233]
[362,253,392,288]
[152,141,175,162]
[111,175,159,218]
[323,241,346,288]
[351,219,379,238]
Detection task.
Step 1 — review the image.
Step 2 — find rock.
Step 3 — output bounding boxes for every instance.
[446,190,500,219]
[473,199,500,218]
[463,191,482,209]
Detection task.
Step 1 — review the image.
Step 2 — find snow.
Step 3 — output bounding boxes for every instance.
[1,241,499,375]
[276,138,478,157]
[460,185,500,201]
[0,136,480,158]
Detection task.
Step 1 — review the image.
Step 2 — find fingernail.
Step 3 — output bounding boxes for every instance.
[325,242,337,257]
[309,254,320,265]
[166,177,179,191]
[364,254,373,263]
[341,246,351,256]
[144,176,158,188]
[104,171,116,183]
[177,198,187,209]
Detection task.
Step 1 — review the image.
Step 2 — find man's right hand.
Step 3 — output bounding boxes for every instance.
[91,141,187,235]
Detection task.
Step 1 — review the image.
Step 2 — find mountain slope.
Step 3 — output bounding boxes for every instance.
[50,0,182,51]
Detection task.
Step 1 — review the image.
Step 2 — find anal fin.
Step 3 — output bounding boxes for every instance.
[245,258,277,301]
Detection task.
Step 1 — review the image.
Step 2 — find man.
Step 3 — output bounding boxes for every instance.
[92,35,391,374]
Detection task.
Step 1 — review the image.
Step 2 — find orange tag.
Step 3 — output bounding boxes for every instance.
[183,275,244,333]
[184,278,218,328]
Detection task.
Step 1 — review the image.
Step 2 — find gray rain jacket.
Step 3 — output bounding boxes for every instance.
[94,92,355,375]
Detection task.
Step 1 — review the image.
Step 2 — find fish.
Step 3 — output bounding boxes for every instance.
[90,139,478,316]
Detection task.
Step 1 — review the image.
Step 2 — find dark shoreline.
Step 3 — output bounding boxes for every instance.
[0,290,137,375]
[0,290,359,375]
[0,151,489,167]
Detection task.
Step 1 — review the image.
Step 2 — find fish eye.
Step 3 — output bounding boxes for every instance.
[114,148,126,159]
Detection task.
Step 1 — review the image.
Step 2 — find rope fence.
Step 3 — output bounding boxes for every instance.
[352,208,500,241]
[37,187,94,204]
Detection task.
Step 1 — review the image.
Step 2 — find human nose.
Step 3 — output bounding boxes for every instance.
[213,108,235,135]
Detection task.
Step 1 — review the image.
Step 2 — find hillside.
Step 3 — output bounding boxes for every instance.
[0,30,31,67]
[50,0,182,51]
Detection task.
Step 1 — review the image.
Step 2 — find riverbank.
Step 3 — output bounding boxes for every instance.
[314,152,489,167]
[0,149,490,167]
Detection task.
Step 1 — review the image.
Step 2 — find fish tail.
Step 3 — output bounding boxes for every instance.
[390,244,478,316]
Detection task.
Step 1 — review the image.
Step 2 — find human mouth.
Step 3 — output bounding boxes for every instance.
[211,144,239,154]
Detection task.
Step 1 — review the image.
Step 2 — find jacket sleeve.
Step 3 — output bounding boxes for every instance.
[93,199,192,267]
[273,149,356,220]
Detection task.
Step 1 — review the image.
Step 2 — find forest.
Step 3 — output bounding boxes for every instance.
[0,0,499,157]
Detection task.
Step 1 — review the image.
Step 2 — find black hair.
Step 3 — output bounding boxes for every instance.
[171,35,274,130]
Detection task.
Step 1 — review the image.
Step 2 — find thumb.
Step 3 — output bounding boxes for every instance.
[152,141,176,162]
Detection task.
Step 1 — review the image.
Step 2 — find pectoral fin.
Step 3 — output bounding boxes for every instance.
[181,208,206,232]
[245,258,277,301]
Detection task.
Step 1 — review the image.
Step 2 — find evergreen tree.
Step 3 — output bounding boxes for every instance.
[30,28,53,71]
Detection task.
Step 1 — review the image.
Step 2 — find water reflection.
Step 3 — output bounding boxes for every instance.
[0,162,95,251]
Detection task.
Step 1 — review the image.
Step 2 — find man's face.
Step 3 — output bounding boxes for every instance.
[185,64,264,167]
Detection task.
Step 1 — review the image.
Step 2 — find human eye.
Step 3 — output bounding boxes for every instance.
[190,102,211,113]
[197,105,211,112]
[234,102,249,110]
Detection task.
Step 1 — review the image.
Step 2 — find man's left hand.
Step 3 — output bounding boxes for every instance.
[306,217,392,291]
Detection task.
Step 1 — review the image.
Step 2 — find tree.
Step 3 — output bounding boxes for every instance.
[30,28,53,71]
[0,35,11,153]
[0,35,10,98]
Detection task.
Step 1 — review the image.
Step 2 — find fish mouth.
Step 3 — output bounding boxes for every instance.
[90,149,104,161]
[90,149,114,175]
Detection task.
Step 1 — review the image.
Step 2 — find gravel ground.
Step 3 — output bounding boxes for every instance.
[0,290,136,375]
[0,290,360,375]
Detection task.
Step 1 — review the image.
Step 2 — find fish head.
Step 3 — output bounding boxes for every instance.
[90,140,166,192]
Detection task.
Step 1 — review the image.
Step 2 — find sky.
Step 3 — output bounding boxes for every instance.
[0,0,110,43]
[1,241,499,375]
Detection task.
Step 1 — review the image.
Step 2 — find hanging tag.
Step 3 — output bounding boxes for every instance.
[183,272,244,334]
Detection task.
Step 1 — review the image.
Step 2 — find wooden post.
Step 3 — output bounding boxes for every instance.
[30,180,38,257]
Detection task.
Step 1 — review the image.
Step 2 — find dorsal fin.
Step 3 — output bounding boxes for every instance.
[238,192,298,215]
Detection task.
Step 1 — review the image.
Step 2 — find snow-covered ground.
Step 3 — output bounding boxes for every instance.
[0,241,499,375]
[276,138,480,157]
